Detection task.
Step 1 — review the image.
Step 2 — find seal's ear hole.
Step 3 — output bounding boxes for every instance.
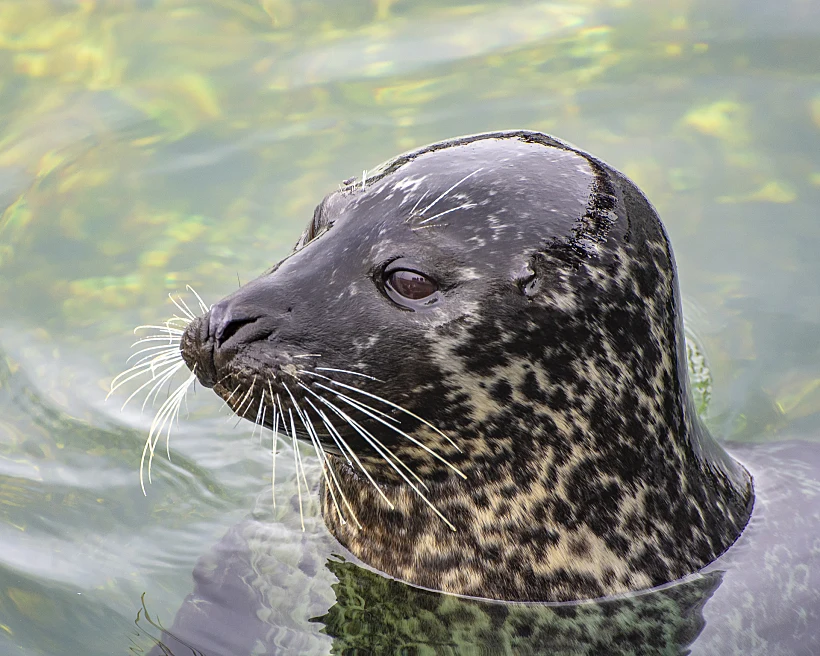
[513,263,540,298]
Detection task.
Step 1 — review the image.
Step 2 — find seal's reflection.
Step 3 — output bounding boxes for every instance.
[138,523,722,656]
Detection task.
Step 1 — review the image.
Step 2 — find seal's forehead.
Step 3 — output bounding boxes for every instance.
[373,138,596,243]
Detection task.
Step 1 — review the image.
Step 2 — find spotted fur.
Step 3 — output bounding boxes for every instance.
[180,130,752,602]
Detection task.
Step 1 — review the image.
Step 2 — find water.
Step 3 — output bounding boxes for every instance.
[0,1,818,654]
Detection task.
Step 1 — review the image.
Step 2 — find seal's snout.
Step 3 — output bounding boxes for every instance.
[180,315,218,388]
[180,290,286,390]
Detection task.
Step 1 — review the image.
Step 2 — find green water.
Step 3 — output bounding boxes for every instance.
[0,1,818,654]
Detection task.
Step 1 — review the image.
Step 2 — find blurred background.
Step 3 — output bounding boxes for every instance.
[0,1,817,653]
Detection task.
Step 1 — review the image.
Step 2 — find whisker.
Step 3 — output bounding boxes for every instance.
[287,407,306,531]
[126,343,181,364]
[186,284,209,313]
[418,203,476,226]
[409,189,430,215]
[111,347,181,382]
[304,407,361,529]
[133,324,186,335]
[411,223,449,231]
[419,168,482,218]
[327,388,465,479]
[109,358,181,408]
[283,385,313,496]
[273,391,284,509]
[129,336,183,348]
[292,354,322,359]
[301,392,394,509]
[231,377,257,426]
[127,361,184,412]
[303,398,353,469]
[311,392,428,491]
[145,360,188,410]
[309,380,398,424]
[284,384,347,526]
[168,293,196,321]
[315,367,382,382]
[252,390,265,442]
[145,378,190,483]
[305,372,461,452]
[130,349,183,374]
[314,394,454,529]
[307,390,428,495]
[140,373,195,495]
[108,354,181,399]
[166,368,195,459]
[176,295,198,322]
[218,384,243,414]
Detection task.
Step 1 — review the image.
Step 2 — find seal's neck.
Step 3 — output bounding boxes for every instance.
[322,422,752,602]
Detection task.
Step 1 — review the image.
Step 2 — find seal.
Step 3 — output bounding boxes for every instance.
[178,130,753,603]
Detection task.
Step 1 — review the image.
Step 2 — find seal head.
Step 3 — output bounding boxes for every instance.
[180,130,753,602]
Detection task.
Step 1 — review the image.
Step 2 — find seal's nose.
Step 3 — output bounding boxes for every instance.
[207,299,261,348]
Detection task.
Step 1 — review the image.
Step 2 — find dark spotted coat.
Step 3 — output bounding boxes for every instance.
[181,131,751,602]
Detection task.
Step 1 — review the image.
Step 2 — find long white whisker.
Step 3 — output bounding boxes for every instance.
[133,349,183,375]
[139,373,195,494]
[186,285,209,313]
[105,358,176,400]
[314,367,382,382]
[304,408,361,529]
[273,391,284,509]
[409,189,429,214]
[126,343,181,364]
[252,391,265,442]
[303,399,353,469]
[111,359,182,410]
[308,390,427,494]
[165,372,193,460]
[301,391,394,509]
[218,384,242,413]
[128,336,182,348]
[133,324,185,335]
[315,394,428,491]
[287,408,306,531]
[126,361,183,412]
[176,296,198,322]
[419,168,482,218]
[230,377,257,426]
[110,348,182,386]
[168,293,195,320]
[284,384,347,526]
[305,373,461,452]
[327,388,466,479]
[418,202,476,226]
[308,376,397,424]
[143,380,189,486]
[145,360,188,410]
[315,395,454,529]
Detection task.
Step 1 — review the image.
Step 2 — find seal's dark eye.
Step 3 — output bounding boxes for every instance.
[387,270,438,300]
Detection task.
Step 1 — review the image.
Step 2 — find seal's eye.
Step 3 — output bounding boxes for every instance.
[387,270,438,300]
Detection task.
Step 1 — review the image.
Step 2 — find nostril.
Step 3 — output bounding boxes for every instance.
[217,316,257,346]
[207,303,260,348]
